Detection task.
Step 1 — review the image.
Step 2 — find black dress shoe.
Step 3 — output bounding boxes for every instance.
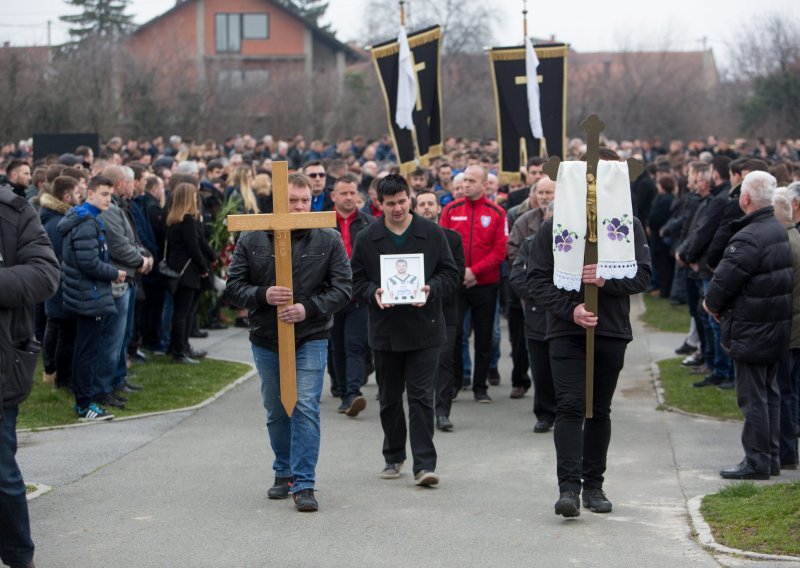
[124,380,143,391]
[189,330,209,339]
[188,348,208,359]
[693,374,724,388]
[675,341,696,355]
[111,390,129,402]
[206,322,228,330]
[436,415,453,431]
[534,419,554,433]
[173,354,200,365]
[719,461,770,480]
[94,393,125,409]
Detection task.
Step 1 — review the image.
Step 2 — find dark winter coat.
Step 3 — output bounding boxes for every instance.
[528,217,652,342]
[58,202,120,317]
[0,186,60,409]
[705,207,792,364]
[706,184,742,270]
[509,234,547,340]
[351,214,460,351]
[225,227,352,352]
[646,192,675,254]
[39,193,72,319]
[165,215,216,290]
[678,182,730,278]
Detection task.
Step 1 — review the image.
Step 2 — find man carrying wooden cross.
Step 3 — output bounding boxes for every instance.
[528,145,651,518]
[225,172,351,513]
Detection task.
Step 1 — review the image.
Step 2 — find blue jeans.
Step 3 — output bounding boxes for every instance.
[160,290,174,352]
[331,302,368,401]
[95,286,131,395]
[113,283,138,388]
[0,406,35,566]
[703,279,733,380]
[251,340,327,493]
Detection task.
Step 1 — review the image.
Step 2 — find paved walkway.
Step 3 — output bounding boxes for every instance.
[18,298,800,567]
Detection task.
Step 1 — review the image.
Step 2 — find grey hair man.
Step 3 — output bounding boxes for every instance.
[705,171,793,479]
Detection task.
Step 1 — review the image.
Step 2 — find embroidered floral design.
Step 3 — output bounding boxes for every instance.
[603,214,631,243]
[553,224,579,253]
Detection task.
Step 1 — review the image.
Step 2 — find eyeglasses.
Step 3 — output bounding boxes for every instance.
[307,172,325,178]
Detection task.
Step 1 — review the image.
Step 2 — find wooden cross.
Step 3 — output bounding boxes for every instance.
[543,114,643,418]
[227,162,336,415]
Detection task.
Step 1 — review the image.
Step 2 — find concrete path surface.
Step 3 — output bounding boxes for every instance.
[17,297,800,567]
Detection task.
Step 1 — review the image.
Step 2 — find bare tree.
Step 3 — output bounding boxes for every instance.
[361,0,498,55]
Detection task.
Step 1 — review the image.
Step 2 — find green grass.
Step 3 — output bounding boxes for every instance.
[17,357,251,430]
[657,357,742,420]
[641,294,691,333]
[701,481,800,556]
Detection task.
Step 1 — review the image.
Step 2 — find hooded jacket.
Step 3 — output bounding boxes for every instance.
[57,202,120,317]
[39,193,72,319]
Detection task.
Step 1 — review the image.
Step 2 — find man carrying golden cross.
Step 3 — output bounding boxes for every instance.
[225,170,351,513]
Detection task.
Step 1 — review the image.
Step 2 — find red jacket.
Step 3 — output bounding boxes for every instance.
[440,195,507,285]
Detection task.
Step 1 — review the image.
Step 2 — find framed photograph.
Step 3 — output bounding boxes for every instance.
[380,253,426,305]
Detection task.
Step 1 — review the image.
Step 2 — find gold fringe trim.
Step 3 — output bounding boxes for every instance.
[489,45,568,61]
[371,27,442,59]
[399,160,417,176]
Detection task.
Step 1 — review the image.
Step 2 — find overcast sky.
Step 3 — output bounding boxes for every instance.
[3,0,797,71]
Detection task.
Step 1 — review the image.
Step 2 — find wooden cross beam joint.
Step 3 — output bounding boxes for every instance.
[227,161,336,416]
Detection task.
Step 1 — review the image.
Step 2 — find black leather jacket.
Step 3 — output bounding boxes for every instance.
[224,227,352,351]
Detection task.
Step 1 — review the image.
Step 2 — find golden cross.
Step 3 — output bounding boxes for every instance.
[227,162,336,415]
[515,74,544,85]
[413,59,426,111]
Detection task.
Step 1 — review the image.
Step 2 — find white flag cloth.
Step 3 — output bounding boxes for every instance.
[525,38,544,139]
[596,160,637,280]
[552,161,587,291]
[395,26,416,131]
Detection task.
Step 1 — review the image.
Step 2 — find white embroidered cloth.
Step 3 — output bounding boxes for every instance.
[552,161,587,291]
[596,160,637,280]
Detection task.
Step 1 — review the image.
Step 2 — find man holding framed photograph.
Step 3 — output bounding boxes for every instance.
[351,174,460,486]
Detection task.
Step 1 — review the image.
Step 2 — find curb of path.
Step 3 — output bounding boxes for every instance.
[650,362,742,424]
[17,358,257,433]
[687,494,800,563]
[26,482,52,501]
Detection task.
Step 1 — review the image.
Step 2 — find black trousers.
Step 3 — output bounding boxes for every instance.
[72,315,104,408]
[375,347,439,474]
[43,317,76,389]
[140,279,165,350]
[435,324,458,418]
[652,250,675,298]
[331,301,368,401]
[734,360,780,473]
[549,335,627,493]
[508,299,531,389]
[460,284,499,395]
[527,337,556,422]
[170,285,198,356]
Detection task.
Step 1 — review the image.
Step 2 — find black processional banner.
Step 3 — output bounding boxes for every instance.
[489,43,567,185]
[371,25,443,174]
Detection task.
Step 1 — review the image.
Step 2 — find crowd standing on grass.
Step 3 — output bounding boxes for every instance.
[1,132,799,519]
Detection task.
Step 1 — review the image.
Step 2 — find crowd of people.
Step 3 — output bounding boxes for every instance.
[0,130,798,525]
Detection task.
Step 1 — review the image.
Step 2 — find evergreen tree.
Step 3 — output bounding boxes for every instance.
[60,0,135,40]
[278,0,330,30]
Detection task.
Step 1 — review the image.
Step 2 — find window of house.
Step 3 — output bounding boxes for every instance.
[243,14,269,40]
[215,13,269,53]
